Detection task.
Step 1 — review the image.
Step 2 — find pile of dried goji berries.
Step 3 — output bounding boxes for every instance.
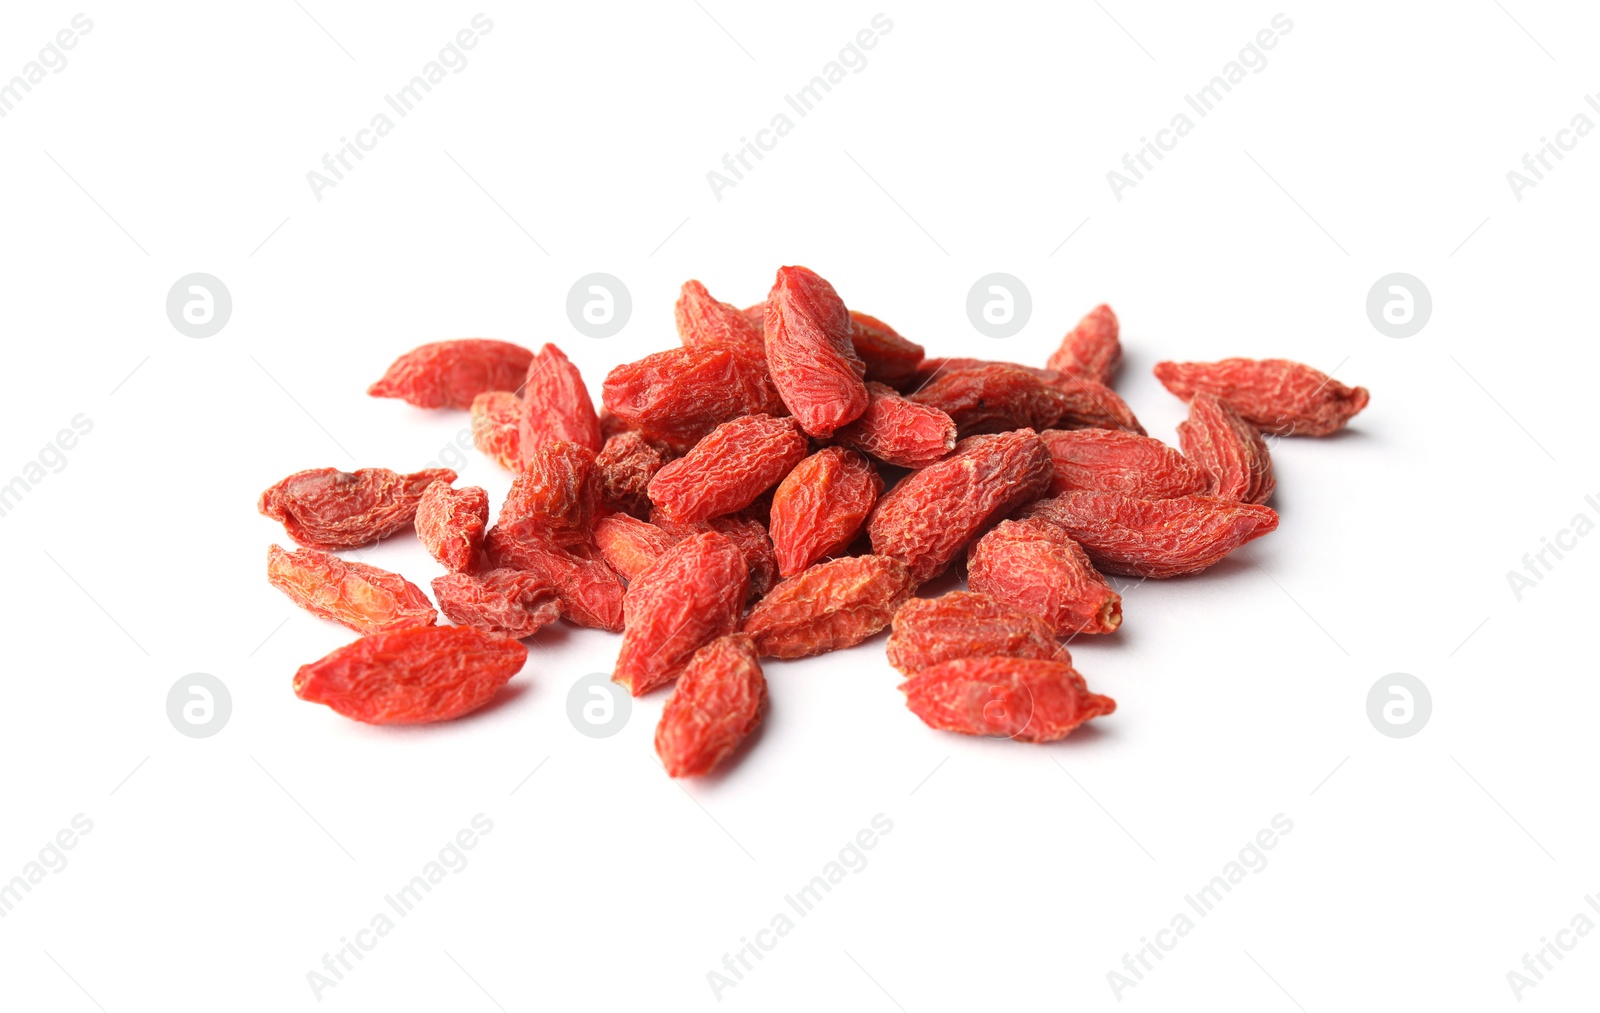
[259,266,1370,775]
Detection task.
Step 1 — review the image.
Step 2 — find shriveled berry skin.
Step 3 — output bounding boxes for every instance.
[595,430,668,518]
[848,311,924,386]
[602,345,786,451]
[833,382,957,469]
[655,633,767,778]
[483,531,625,631]
[900,656,1115,742]
[886,591,1068,676]
[367,339,533,410]
[1153,357,1369,436]
[763,266,869,438]
[431,569,561,638]
[293,625,526,725]
[470,391,522,471]
[910,357,1059,389]
[415,481,488,573]
[594,514,677,582]
[741,555,913,659]
[1046,304,1120,385]
[966,518,1122,635]
[268,545,437,635]
[867,429,1053,583]
[493,441,600,553]
[1049,377,1146,435]
[769,448,884,577]
[258,466,456,550]
[1019,490,1279,578]
[614,531,749,696]
[519,343,602,459]
[647,414,809,525]
[652,512,780,601]
[1039,429,1207,499]
[675,280,765,352]
[1178,392,1276,504]
[909,363,1070,438]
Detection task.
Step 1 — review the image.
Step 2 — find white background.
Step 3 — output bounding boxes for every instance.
[0,2,1595,1010]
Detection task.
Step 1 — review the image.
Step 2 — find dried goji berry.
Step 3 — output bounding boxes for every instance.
[614,531,748,695]
[267,544,437,634]
[647,414,809,525]
[655,633,767,778]
[867,429,1053,583]
[1046,304,1120,385]
[594,514,677,582]
[1019,490,1279,578]
[492,440,600,552]
[763,266,869,438]
[768,447,883,577]
[741,555,912,659]
[1177,392,1276,504]
[294,625,526,724]
[470,390,522,471]
[676,280,766,352]
[431,569,562,638]
[1153,357,1369,436]
[900,656,1115,742]
[832,382,957,469]
[367,339,533,410]
[1039,428,1207,499]
[259,466,455,550]
[652,511,780,601]
[1050,377,1146,435]
[909,363,1070,438]
[848,311,924,386]
[519,343,602,459]
[415,480,488,573]
[966,518,1122,635]
[483,531,626,631]
[885,591,1068,676]
[602,345,786,451]
[595,430,667,518]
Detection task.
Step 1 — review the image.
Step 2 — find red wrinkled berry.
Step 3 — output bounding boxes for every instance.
[431,569,561,638]
[769,447,883,577]
[415,481,488,573]
[294,625,526,724]
[519,343,602,459]
[966,518,1122,635]
[267,544,436,635]
[741,555,913,659]
[1039,428,1207,499]
[492,440,600,553]
[368,339,533,410]
[763,266,869,438]
[900,656,1115,742]
[614,531,749,695]
[259,466,455,550]
[602,345,786,451]
[647,414,809,525]
[848,311,924,386]
[655,634,767,778]
[483,530,626,631]
[1153,357,1369,436]
[886,591,1068,676]
[1178,392,1276,504]
[676,280,765,352]
[594,514,677,582]
[909,363,1070,438]
[1046,304,1120,385]
[833,382,957,469]
[1019,490,1279,578]
[470,391,522,471]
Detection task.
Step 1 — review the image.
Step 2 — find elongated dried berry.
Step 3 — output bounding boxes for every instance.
[900,656,1115,742]
[763,266,868,438]
[652,512,780,601]
[368,339,533,410]
[909,363,1069,438]
[614,531,749,695]
[1019,490,1278,578]
[431,570,561,638]
[676,280,765,352]
[886,591,1068,676]
[520,343,602,458]
[259,466,455,550]
[267,544,437,634]
[832,382,957,469]
[967,518,1122,635]
[1153,357,1369,436]
[848,311,924,386]
[655,634,766,778]
[1046,304,1120,385]
[492,440,600,552]
[294,625,526,724]
[867,429,1053,583]
[594,514,677,582]
[910,357,1059,389]
[483,530,626,631]
[602,345,786,451]
[768,448,883,577]
[741,555,913,659]
[415,481,488,573]
[1050,377,1146,435]
[470,391,522,470]
[1178,392,1275,504]
[1039,429,1207,499]
[647,414,808,524]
